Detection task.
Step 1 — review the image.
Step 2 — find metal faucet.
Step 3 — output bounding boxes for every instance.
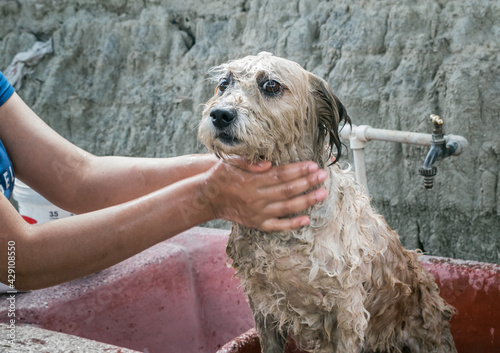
[418,114,468,189]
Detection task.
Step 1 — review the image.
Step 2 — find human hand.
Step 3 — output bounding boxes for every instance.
[201,157,328,232]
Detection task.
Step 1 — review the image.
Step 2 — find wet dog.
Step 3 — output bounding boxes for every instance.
[199,52,456,353]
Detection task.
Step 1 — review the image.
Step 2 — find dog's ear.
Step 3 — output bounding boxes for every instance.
[309,74,351,166]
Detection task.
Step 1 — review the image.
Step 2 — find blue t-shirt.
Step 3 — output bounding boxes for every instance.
[0,71,15,199]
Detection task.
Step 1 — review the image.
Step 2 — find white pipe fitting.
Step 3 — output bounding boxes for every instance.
[341,124,433,147]
[339,124,467,194]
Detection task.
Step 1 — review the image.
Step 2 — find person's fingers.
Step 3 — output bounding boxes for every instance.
[224,155,272,173]
[259,187,327,225]
[257,187,327,231]
[260,161,320,184]
[207,158,329,231]
[260,215,311,232]
[260,169,328,200]
[225,157,320,183]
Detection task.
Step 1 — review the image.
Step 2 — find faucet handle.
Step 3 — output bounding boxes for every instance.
[430,114,444,126]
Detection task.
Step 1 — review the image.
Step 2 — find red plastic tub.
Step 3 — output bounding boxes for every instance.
[217,256,500,353]
[0,228,253,353]
[1,227,498,353]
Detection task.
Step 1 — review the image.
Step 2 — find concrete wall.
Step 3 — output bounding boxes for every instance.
[1,0,498,263]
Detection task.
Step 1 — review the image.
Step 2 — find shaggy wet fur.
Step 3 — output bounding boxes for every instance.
[198,52,456,353]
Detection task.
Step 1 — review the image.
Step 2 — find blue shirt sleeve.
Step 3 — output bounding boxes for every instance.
[0,71,16,198]
[0,71,15,106]
[0,140,15,199]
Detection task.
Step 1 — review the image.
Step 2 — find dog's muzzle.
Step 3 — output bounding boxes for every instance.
[211,108,236,128]
[210,108,239,145]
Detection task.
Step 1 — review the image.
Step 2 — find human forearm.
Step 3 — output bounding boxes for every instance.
[12,172,213,290]
[55,153,218,214]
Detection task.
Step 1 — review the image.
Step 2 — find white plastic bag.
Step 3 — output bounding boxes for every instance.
[3,39,53,90]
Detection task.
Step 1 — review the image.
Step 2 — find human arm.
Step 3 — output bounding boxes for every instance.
[0,157,326,290]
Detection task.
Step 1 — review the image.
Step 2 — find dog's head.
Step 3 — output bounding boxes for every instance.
[199,52,350,167]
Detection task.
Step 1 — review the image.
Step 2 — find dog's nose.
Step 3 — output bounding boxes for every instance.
[210,108,236,129]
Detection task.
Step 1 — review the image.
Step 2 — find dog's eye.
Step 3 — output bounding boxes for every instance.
[217,78,230,94]
[261,80,281,96]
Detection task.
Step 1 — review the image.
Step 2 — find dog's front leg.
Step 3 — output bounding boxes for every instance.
[250,300,286,353]
[254,312,286,353]
[333,286,368,353]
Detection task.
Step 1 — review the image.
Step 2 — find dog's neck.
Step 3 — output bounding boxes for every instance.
[233,127,331,167]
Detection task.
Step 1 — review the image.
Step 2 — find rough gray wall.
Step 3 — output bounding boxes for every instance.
[1,0,498,263]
